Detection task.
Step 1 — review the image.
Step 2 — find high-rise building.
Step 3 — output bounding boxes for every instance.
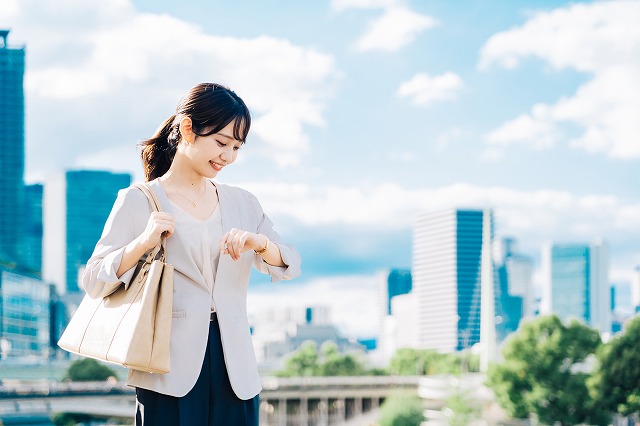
[379,268,412,317]
[0,30,25,264]
[43,170,131,294]
[23,184,43,273]
[631,266,640,313]
[0,266,51,360]
[541,240,611,334]
[413,209,494,352]
[494,237,534,341]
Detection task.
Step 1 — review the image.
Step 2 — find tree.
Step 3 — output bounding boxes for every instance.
[387,348,478,376]
[276,341,368,377]
[589,315,640,416]
[63,358,118,382]
[487,315,610,426]
[378,393,424,426]
[444,389,481,426]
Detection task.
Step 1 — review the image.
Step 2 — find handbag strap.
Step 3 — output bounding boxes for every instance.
[133,183,167,262]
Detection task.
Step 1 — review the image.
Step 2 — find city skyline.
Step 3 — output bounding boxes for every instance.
[3,0,639,338]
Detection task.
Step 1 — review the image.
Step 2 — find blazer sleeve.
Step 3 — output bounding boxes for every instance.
[80,187,147,299]
[247,192,301,283]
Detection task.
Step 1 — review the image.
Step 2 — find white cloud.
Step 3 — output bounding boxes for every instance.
[248,274,381,338]
[240,181,640,252]
[480,0,640,159]
[355,7,437,52]
[397,72,463,106]
[331,0,401,11]
[6,0,338,175]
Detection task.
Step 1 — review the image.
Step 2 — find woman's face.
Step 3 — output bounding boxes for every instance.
[183,120,244,178]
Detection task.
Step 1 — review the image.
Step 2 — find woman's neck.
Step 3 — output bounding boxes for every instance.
[161,160,208,191]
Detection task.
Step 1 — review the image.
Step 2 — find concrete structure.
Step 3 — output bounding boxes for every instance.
[43,170,131,294]
[0,30,25,265]
[251,306,365,372]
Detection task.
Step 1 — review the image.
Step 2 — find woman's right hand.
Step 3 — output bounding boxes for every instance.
[139,212,175,250]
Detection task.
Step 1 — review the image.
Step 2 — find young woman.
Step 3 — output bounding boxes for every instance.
[80,83,302,425]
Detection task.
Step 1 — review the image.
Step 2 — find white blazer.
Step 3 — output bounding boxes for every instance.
[80,179,302,399]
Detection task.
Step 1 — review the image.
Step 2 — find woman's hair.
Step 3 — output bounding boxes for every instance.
[138,83,251,182]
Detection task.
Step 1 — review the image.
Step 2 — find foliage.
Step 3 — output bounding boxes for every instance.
[387,348,479,376]
[63,358,118,382]
[378,393,425,426]
[51,412,93,426]
[276,341,368,377]
[444,389,481,426]
[486,315,610,426]
[588,315,640,415]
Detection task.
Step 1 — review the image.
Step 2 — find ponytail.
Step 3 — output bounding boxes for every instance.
[138,115,179,182]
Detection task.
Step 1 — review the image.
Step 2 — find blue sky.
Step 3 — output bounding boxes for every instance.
[4,0,639,337]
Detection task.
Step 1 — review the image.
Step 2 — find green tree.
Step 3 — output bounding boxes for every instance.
[487,315,610,426]
[63,358,118,382]
[444,389,481,426]
[316,342,366,376]
[277,341,319,377]
[589,315,640,416]
[387,348,478,376]
[378,393,424,426]
[276,341,369,377]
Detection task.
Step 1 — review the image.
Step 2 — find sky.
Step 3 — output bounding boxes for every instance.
[3,0,640,338]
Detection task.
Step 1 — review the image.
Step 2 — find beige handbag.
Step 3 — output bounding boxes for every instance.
[58,183,174,374]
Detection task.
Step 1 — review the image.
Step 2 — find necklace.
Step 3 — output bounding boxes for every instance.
[167,180,207,208]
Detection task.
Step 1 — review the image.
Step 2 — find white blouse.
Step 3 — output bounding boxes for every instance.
[166,197,223,312]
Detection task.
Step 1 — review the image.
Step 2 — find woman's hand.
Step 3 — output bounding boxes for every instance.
[220,229,267,261]
[139,212,176,251]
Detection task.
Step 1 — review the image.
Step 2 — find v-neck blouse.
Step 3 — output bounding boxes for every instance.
[166,197,223,311]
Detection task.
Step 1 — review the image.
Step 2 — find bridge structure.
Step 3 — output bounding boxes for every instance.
[0,376,422,425]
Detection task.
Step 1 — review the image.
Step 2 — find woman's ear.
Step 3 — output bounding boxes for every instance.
[178,117,195,144]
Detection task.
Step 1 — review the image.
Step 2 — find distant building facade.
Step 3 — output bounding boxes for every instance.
[22,183,44,273]
[0,30,25,264]
[0,266,51,360]
[379,268,412,317]
[412,209,494,352]
[541,240,611,334]
[43,170,131,294]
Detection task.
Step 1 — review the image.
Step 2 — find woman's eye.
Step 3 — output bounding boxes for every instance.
[234,146,242,151]
[216,141,226,147]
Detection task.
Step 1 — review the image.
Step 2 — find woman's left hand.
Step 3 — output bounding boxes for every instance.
[220,228,268,261]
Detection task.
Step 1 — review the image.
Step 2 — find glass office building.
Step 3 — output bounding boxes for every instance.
[0,30,25,264]
[380,268,412,316]
[542,240,611,334]
[23,184,43,274]
[43,170,131,294]
[0,267,50,359]
[413,209,493,352]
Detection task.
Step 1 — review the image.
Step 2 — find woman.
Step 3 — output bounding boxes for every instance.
[80,83,302,425]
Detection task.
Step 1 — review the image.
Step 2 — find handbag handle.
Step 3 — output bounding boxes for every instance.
[133,183,167,263]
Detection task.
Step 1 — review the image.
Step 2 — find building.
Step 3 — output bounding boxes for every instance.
[541,240,611,334]
[379,268,412,317]
[0,266,51,360]
[412,209,495,353]
[43,170,131,294]
[0,30,25,264]
[632,266,640,313]
[494,238,534,341]
[22,184,44,274]
[250,306,364,372]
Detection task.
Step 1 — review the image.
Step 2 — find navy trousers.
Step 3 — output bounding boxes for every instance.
[135,316,260,425]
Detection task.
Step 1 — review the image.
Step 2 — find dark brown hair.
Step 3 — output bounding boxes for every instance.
[138,83,251,182]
